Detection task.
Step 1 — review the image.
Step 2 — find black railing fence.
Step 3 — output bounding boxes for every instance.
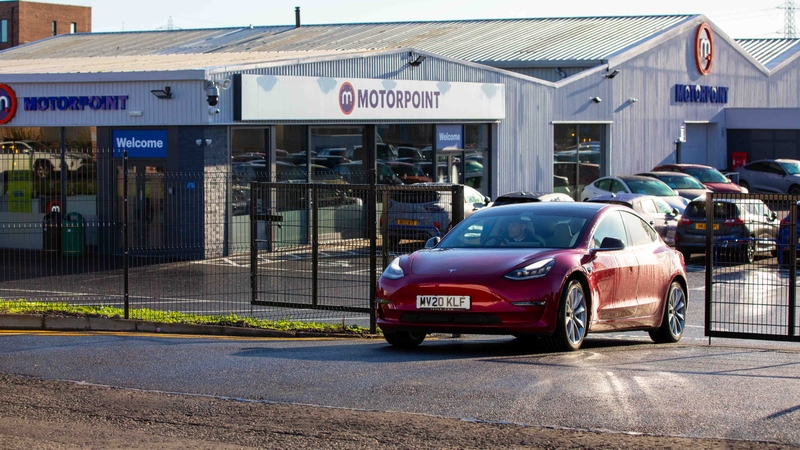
[0,152,465,331]
[704,193,800,342]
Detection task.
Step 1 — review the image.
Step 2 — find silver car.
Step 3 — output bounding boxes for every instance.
[735,159,800,194]
[384,183,491,247]
[580,174,690,213]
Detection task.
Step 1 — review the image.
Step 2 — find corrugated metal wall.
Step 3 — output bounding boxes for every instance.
[506,66,591,83]
[212,53,556,196]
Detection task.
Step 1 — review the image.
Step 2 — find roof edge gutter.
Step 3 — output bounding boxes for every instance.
[0,69,208,83]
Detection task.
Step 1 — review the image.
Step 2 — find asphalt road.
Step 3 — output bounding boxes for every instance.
[0,330,798,446]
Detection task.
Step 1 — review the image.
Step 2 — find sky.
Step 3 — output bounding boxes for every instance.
[25,0,797,39]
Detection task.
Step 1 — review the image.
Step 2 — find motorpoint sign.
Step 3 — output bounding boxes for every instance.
[0,84,18,124]
[112,130,167,158]
[235,75,505,121]
[695,23,714,75]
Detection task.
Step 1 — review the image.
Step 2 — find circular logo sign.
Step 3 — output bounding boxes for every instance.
[338,82,355,115]
[695,23,714,75]
[0,84,17,125]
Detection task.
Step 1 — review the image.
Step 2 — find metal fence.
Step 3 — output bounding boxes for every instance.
[0,152,465,330]
[704,193,800,342]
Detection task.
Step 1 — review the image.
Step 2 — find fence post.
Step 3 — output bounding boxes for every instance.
[381,188,389,270]
[790,200,798,337]
[704,194,713,340]
[250,181,258,306]
[452,184,465,227]
[311,184,319,308]
[123,150,129,320]
[369,169,377,334]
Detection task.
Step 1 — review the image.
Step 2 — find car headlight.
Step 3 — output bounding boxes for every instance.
[381,257,405,280]
[504,258,555,281]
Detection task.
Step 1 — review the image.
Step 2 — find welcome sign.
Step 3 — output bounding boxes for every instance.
[112,130,167,158]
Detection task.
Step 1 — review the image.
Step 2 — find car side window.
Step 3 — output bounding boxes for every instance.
[622,211,658,246]
[590,211,627,248]
[748,162,767,173]
[768,162,785,175]
[595,179,611,191]
[464,186,483,204]
[653,198,674,214]
[640,199,658,214]
[610,179,626,193]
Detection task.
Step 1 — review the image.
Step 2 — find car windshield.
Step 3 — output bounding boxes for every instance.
[658,175,705,189]
[779,161,800,175]
[625,179,675,196]
[683,167,730,183]
[438,210,591,249]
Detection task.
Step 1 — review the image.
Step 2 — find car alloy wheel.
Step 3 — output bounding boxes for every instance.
[650,281,686,343]
[550,279,587,351]
[742,240,756,264]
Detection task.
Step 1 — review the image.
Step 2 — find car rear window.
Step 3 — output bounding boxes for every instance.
[684,201,739,219]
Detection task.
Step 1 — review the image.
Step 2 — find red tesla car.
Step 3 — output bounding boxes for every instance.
[376,202,687,351]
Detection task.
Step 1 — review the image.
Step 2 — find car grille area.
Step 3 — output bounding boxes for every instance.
[399,312,502,325]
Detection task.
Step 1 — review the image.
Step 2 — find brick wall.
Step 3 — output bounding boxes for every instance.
[0,1,90,51]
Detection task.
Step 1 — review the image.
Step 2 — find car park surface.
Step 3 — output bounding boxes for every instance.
[653,163,748,194]
[377,202,687,351]
[735,158,800,194]
[580,174,690,212]
[586,192,679,246]
[676,197,779,262]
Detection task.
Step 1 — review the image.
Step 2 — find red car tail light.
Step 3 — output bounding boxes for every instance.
[723,218,744,226]
[680,217,693,225]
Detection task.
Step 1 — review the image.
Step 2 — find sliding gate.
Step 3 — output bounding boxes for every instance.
[249,181,465,333]
[705,193,800,342]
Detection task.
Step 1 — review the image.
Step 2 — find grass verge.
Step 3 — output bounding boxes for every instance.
[0,300,374,336]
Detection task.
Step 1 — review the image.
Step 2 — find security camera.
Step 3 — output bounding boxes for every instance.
[208,106,220,115]
[591,97,602,103]
[207,84,220,106]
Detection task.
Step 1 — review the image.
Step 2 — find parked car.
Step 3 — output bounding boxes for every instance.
[376,202,687,351]
[652,163,748,194]
[636,171,710,201]
[734,159,800,194]
[297,163,348,184]
[0,140,93,179]
[580,175,690,212]
[384,161,433,184]
[586,193,679,246]
[383,182,490,247]
[675,197,779,263]
[492,191,574,207]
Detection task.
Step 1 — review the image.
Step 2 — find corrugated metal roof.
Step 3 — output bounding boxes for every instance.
[0,15,694,66]
[0,49,373,74]
[735,38,800,67]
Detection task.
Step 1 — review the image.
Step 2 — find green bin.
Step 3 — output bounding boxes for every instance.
[62,212,86,256]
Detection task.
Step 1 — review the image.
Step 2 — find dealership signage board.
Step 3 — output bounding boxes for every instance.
[234,75,505,121]
[436,125,464,149]
[112,130,167,158]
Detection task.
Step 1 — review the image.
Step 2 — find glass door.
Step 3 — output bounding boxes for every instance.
[554,124,605,200]
[118,161,165,252]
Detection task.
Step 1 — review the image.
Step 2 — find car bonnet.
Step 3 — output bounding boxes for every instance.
[408,248,552,276]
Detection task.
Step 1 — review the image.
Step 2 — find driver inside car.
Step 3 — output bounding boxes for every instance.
[503,217,546,246]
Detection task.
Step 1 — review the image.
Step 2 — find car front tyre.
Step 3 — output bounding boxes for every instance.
[549,279,587,352]
[384,330,426,348]
[789,185,800,195]
[739,179,750,191]
[649,281,686,343]
[34,160,53,179]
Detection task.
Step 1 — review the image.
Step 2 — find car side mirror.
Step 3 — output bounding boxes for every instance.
[593,237,626,252]
[484,196,491,206]
[425,237,440,248]
[770,211,778,221]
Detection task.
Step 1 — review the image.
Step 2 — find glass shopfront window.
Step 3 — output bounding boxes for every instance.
[554,124,605,200]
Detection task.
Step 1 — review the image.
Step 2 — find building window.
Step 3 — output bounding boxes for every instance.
[1,20,7,43]
[553,124,606,200]
[52,21,57,36]
[70,22,76,34]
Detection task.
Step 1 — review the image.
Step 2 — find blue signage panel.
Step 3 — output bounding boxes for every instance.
[436,124,463,149]
[674,84,729,104]
[113,130,167,158]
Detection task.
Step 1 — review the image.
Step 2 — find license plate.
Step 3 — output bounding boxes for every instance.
[416,295,471,310]
[397,219,418,226]
[695,223,719,231]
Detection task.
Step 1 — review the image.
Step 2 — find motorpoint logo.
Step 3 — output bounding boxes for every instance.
[0,84,18,125]
[339,82,355,115]
[695,23,714,75]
